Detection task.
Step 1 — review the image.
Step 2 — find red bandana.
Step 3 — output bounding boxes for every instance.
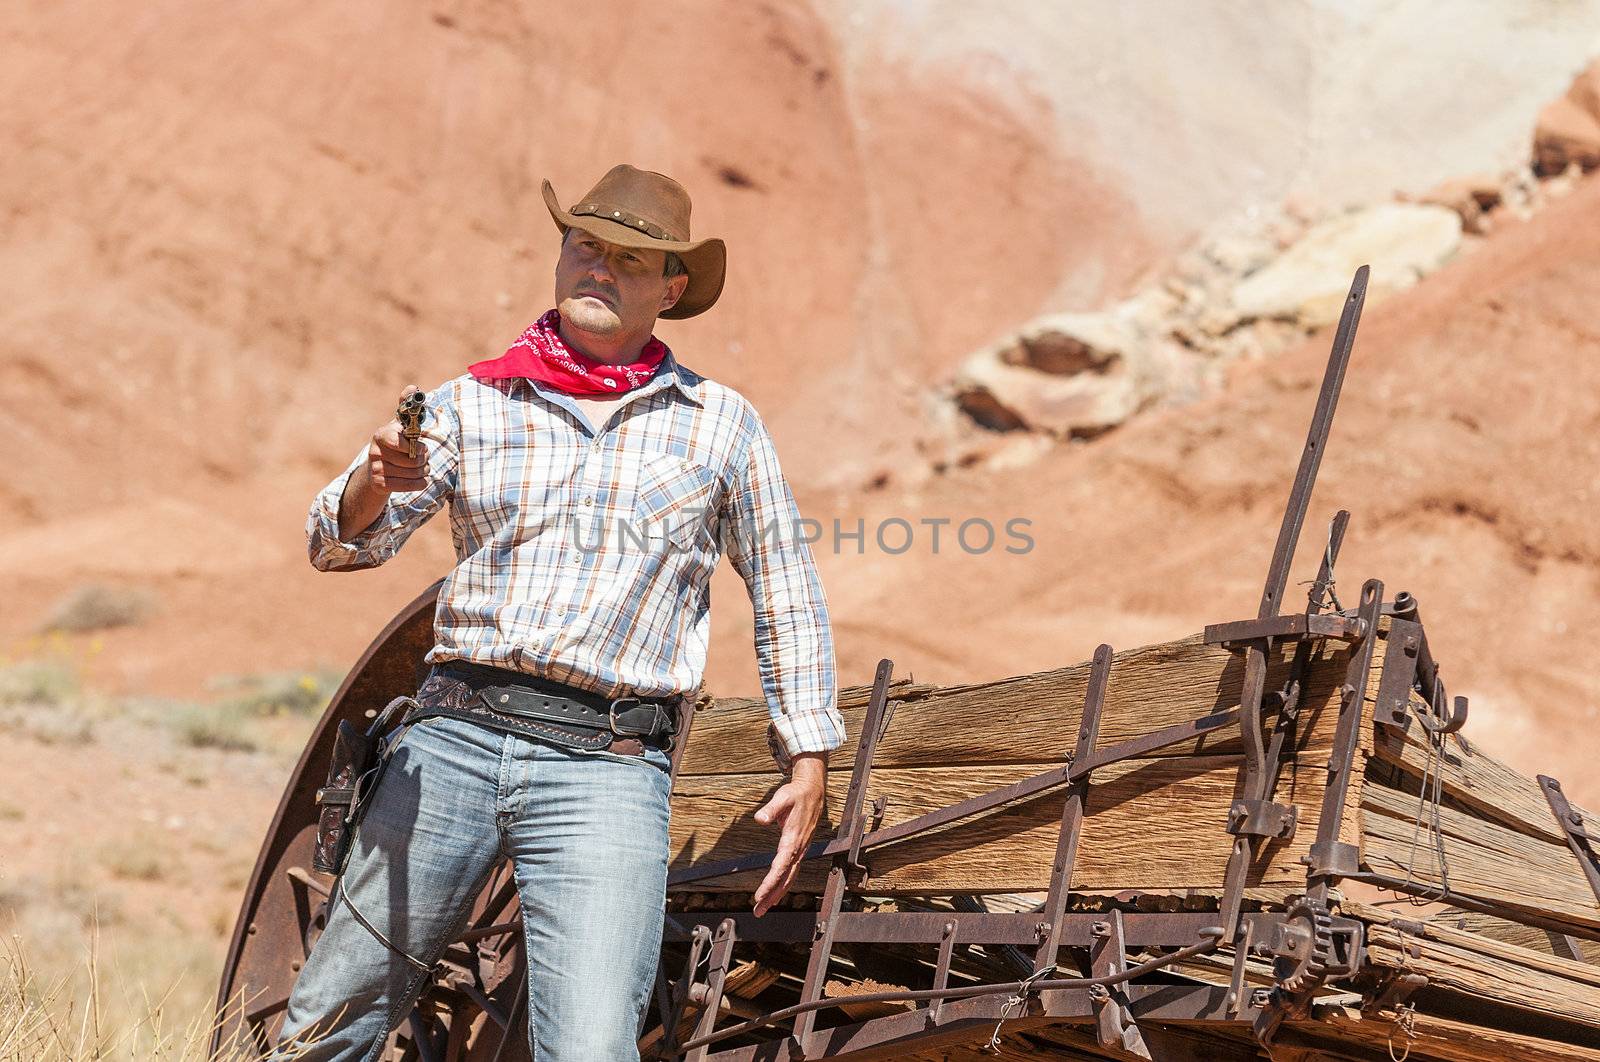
[468,309,669,395]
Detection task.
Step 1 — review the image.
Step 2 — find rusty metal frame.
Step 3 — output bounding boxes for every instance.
[1212,267,1370,958]
[1539,775,1600,907]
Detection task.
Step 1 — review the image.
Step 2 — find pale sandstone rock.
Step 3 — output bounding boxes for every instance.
[950,302,1202,439]
[1230,204,1463,328]
[1534,94,1600,176]
[1419,175,1505,235]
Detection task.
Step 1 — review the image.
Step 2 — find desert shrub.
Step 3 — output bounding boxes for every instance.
[0,658,78,709]
[98,835,169,883]
[168,703,258,753]
[11,709,95,746]
[209,669,341,718]
[40,584,156,633]
[0,658,95,745]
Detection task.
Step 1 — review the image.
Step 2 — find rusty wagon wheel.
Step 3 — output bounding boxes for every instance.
[214,580,545,1061]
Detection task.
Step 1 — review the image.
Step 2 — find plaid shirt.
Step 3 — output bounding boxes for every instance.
[305,351,843,773]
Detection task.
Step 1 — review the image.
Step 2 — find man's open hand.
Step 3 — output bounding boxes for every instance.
[751,752,828,917]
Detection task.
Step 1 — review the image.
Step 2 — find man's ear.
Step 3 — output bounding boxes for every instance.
[661,274,689,311]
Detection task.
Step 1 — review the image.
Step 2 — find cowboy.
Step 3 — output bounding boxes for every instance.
[274,164,844,1060]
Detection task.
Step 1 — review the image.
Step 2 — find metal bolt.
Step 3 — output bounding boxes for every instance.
[1551,780,1562,791]
[1088,984,1110,1003]
[813,919,828,940]
[1035,921,1049,940]
[1252,988,1273,1008]
[1571,810,1584,825]
[1232,802,1248,817]
[1091,920,1110,938]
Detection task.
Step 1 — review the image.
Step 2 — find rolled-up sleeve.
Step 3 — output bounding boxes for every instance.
[306,385,461,572]
[720,411,843,774]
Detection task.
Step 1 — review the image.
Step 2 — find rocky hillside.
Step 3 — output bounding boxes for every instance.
[2,0,1598,799]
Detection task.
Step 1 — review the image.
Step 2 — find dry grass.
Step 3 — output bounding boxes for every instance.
[0,654,339,1059]
[39,584,156,634]
[0,926,301,1061]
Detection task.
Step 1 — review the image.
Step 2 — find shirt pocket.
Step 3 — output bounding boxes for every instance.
[633,452,718,551]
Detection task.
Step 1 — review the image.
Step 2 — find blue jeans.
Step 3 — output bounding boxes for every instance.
[272,714,673,1061]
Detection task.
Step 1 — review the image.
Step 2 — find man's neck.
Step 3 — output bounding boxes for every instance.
[558,318,651,365]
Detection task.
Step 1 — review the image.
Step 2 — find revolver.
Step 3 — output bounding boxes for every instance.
[397,390,427,459]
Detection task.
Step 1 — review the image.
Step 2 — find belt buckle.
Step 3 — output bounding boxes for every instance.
[608,696,653,737]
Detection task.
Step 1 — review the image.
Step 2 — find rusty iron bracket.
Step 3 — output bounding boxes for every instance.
[925,919,958,1027]
[1539,775,1600,907]
[663,923,713,1056]
[1226,917,1256,1020]
[1372,600,1469,738]
[1033,643,1114,976]
[684,918,737,1062]
[1305,579,1384,904]
[1204,611,1367,648]
[788,658,897,1056]
[1088,911,1151,1059]
[1256,509,1353,826]
[1373,616,1424,732]
[1227,798,1299,842]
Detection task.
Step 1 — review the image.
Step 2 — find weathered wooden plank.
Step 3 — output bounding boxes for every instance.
[1353,900,1600,1029]
[678,677,932,776]
[1311,1008,1600,1062]
[1369,707,1570,846]
[1434,907,1600,963]
[668,755,1340,895]
[1359,782,1600,930]
[680,633,1365,776]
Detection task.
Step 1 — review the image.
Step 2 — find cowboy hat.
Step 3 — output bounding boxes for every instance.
[542,164,726,319]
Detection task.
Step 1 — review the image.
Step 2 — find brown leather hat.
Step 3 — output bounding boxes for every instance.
[542,164,727,319]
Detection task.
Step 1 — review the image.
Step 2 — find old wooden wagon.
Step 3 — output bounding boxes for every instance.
[216,270,1600,1060]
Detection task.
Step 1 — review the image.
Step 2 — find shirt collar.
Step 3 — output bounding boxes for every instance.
[654,346,705,406]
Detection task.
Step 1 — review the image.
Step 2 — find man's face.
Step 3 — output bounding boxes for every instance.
[554,229,688,338]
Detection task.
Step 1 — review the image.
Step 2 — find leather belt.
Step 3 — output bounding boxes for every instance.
[430,660,680,757]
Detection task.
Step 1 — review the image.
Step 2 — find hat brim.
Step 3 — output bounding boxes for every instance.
[542,179,725,319]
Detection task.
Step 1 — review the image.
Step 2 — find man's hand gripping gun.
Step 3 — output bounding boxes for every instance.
[397,389,427,460]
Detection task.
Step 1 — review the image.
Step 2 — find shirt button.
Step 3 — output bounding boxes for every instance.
[581,495,594,506]
[569,553,581,565]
